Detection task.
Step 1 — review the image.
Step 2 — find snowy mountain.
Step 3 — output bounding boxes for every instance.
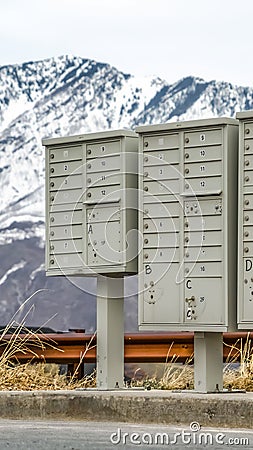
[0,54,253,331]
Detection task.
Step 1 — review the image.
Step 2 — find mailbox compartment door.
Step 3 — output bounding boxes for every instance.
[49,145,82,162]
[184,277,223,324]
[87,221,122,266]
[144,149,179,165]
[242,257,253,322]
[141,263,181,324]
[86,140,120,158]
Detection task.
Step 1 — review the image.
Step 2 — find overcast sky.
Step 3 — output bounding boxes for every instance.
[1,0,253,87]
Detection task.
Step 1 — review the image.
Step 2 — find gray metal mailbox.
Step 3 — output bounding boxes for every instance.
[43,130,138,276]
[237,110,253,329]
[137,118,238,332]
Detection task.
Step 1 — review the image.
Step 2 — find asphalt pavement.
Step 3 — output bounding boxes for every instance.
[0,420,252,450]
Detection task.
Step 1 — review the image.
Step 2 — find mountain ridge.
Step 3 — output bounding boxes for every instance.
[0,54,253,331]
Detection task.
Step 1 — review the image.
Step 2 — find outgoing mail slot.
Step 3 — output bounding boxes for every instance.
[244,122,253,138]
[244,170,253,186]
[49,209,83,226]
[49,224,83,240]
[244,210,253,224]
[50,174,83,191]
[87,206,121,223]
[185,214,222,231]
[49,160,82,177]
[86,155,120,172]
[49,238,83,254]
[87,170,121,187]
[85,184,121,203]
[86,140,120,158]
[145,164,179,181]
[50,188,83,205]
[144,201,180,218]
[144,247,179,263]
[143,179,180,196]
[184,230,222,247]
[49,146,82,162]
[184,129,222,147]
[184,161,222,178]
[143,217,179,233]
[185,198,222,216]
[243,194,253,210]
[243,226,253,241]
[143,149,179,166]
[183,176,222,195]
[143,232,179,248]
[143,133,179,151]
[243,242,253,256]
[184,261,222,277]
[184,245,222,262]
[184,145,222,163]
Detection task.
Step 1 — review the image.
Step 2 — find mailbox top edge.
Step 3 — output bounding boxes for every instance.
[135,117,238,134]
[236,110,253,120]
[42,129,138,146]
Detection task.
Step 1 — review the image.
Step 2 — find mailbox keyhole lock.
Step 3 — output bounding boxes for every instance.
[185,296,195,305]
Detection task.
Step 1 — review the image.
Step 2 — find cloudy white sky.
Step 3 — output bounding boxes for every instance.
[1,0,253,86]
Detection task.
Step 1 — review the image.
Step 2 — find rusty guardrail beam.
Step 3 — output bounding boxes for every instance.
[0,332,252,366]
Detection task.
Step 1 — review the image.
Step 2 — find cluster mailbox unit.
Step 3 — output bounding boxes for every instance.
[137,118,238,333]
[43,130,138,277]
[237,110,253,329]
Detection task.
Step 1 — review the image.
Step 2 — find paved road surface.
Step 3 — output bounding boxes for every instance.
[0,420,252,449]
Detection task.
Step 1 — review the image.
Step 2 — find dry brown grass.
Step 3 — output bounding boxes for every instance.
[130,335,253,391]
[0,292,97,391]
[1,305,253,392]
[129,344,194,390]
[223,333,253,391]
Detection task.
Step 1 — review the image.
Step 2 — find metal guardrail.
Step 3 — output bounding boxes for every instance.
[0,331,252,378]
